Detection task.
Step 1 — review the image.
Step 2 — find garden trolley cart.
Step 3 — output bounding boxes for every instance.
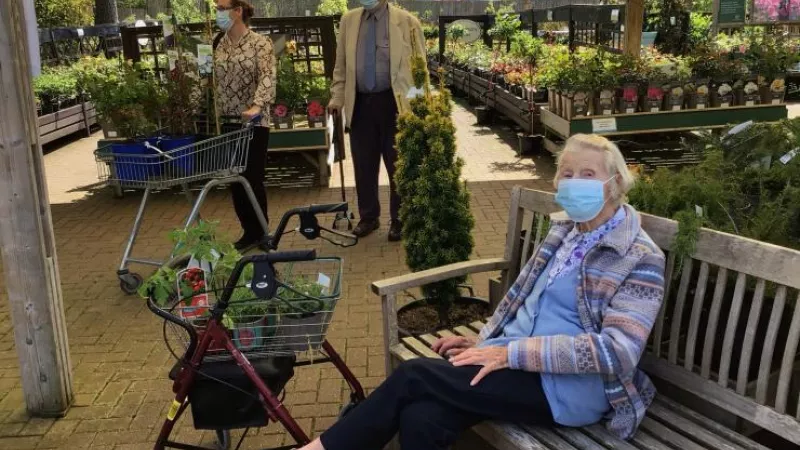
[147,203,364,450]
[95,120,269,294]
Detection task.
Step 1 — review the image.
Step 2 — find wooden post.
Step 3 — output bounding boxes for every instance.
[624,0,644,55]
[0,0,73,416]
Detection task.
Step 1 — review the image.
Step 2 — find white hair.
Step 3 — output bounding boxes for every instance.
[553,134,636,204]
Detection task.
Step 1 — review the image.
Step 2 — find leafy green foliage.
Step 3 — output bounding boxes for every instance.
[35,0,93,28]
[629,119,800,262]
[79,61,166,137]
[316,0,348,16]
[395,40,475,326]
[488,5,521,48]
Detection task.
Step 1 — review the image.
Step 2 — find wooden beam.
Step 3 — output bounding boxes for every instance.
[0,0,73,416]
[624,0,644,56]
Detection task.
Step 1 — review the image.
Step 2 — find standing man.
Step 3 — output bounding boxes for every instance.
[328,0,425,241]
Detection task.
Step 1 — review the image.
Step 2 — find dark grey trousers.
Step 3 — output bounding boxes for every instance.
[349,90,400,222]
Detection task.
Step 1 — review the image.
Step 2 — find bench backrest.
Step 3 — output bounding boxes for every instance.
[504,187,800,444]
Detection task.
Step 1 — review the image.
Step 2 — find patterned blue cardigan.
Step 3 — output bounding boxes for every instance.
[478,204,667,439]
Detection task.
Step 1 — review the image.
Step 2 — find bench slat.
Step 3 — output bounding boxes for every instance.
[581,424,639,450]
[757,285,786,404]
[736,278,766,394]
[474,422,548,450]
[630,428,672,450]
[776,290,800,414]
[639,417,706,450]
[701,267,728,379]
[668,258,694,365]
[647,403,746,450]
[402,336,442,359]
[718,272,748,388]
[652,253,676,358]
[419,334,439,347]
[454,326,479,339]
[654,397,770,450]
[684,261,710,371]
[437,329,457,338]
[551,428,607,450]
[524,426,580,450]
[391,343,419,362]
[469,320,486,334]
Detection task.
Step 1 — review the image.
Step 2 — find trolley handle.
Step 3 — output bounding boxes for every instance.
[216,250,318,307]
[268,203,352,250]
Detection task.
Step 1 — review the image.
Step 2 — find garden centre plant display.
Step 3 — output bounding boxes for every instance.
[33,56,120,115]
[436,28,799,118]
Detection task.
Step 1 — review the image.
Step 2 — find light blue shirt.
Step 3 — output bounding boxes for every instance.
[481,259,610,427]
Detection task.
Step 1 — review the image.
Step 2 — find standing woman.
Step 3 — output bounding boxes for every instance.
[214,0,276,250]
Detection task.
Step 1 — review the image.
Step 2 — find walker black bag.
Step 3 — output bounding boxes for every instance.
[170,355,295,430]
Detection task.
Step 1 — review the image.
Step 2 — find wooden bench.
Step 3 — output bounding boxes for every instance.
[373,186,800,449]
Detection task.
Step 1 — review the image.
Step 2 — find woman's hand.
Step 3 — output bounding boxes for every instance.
[450,346,509,386]
[431,335,475,357]
[242,105,262,122]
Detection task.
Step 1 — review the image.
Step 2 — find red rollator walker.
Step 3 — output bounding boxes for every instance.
[145,204,366,450]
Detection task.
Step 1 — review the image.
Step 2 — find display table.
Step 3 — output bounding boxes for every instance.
[540,104,789,153]
[268,125,332,188]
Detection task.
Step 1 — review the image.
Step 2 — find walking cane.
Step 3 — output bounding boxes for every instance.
[332,109,354,231]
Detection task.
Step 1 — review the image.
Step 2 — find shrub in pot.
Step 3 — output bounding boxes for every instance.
[613,53,646,114]
[394,41,479,332]
[663,56,691,111]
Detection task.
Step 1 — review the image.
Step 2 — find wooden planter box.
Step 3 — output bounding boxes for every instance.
[38,101,97,145]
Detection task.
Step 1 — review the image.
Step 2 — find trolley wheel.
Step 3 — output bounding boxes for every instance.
[119,273,143,295]
[215,429,230,450]
[339,400,359,419]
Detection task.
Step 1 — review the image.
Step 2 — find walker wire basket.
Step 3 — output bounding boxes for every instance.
[161,257,343,363]
[94,126,253,191]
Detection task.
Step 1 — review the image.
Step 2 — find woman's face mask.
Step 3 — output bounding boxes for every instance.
[216,9,235,31]
[555,175,616,223]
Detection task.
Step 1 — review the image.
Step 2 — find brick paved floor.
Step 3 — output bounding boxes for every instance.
[0,100,554,449]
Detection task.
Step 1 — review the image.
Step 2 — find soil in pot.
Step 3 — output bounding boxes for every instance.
[397,297,490,336]
[475,106,493,125]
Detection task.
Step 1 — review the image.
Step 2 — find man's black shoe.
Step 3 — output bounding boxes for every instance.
[353,219,380,238]
[388,221,402,242]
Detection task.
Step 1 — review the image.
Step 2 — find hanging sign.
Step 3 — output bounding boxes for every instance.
[717,0,745,24]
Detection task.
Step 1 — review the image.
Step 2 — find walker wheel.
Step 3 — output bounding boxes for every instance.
[119,273,143,295]
[215,429,230,450]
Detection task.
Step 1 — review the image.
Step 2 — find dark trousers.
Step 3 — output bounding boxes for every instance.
[349,90,401,222]
[320,358,554,450]
[231,126,269,238]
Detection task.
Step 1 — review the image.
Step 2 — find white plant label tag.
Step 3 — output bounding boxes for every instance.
[721,102,730,107]
[591,118,617,133]
[695,205,703,217]
[697,104,706,109]
[77,28,84,37]
[746,100,754,106]
[317,273,331,295]
[672,105,681,111]
[780,148,798,164]
[547,10,553,20]
[603,109,612,115]
[772,99,781,104]
[279,123,288,129]
[670,16,676,25]
[108,131,118,138]
[650,107,660,112]
[611,9,620,23]
[626,107,634,113]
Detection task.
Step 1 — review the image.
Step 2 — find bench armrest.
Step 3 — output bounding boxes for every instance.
[371,258,510,296]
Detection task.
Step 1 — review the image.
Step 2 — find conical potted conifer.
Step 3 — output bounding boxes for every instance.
[393,36,486,336]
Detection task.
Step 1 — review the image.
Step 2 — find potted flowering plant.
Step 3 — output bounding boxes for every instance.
[663,55,691,111]
[686,46,719,109]
[614,53,646,114]
[642,50,673,113]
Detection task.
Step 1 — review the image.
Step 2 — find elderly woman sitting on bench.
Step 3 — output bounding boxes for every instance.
[298,134,667,450]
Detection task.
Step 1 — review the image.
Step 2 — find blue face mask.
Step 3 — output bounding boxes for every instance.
[359,0,380,9]
[555,176,615,223]
[216,10,234,31]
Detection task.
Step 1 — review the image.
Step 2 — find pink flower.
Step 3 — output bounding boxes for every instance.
[274,104,288,118]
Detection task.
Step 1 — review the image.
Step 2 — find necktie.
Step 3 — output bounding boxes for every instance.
[364,13,377,92]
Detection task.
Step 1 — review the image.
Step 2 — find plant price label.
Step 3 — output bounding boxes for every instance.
[697,104,706,109]
[672,105,681,111]
[77,28,84,37]
[611,9,620,23]
[773,99,781,104]
[318,273,331,295]
[695,205,703,217]
[780,148,798,165]
[547,10,553,20]
[591,118,617,133]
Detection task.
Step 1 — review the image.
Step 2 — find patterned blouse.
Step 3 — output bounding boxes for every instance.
[215,29,276,127]
[546,207,626,286]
